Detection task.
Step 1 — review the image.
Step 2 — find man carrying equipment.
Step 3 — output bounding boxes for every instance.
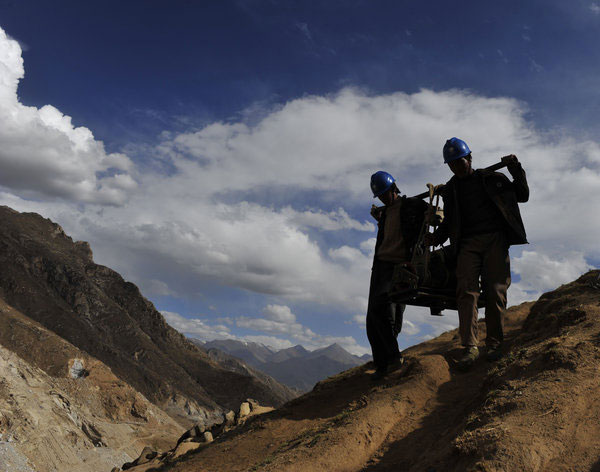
[428,138,529,370]
[367,171,428,379]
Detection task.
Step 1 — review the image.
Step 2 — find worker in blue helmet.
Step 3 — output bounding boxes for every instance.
[428,137,529,371]
[366,171,428,380]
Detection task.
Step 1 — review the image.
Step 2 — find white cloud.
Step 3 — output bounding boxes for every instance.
[242,335,294,351]
[359,238,376,262]
[236,305,370,356]
[2,31,600,356]
[283,207,373,231]
[162,311,234,341]
[345,314,366,327]
[590,3,600,14]
[262,304,296,323]
[510,250,592,303]
[0,28,135,205]
[164,308,369,356]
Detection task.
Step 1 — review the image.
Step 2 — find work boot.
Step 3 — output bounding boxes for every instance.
[456,346,479,371]
[388,355,404,373]
[486,344,503,362]
[370,366,388,381]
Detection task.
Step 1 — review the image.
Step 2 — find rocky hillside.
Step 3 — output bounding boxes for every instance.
[202,340,368,391]
[0,206,295,428]
[0,298,182,472]
[119,271,600,472]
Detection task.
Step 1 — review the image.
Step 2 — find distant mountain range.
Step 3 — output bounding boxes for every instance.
[196,339,371,392]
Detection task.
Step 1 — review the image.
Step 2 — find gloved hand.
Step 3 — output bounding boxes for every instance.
[501,154,520,174]
[370,204,384,221]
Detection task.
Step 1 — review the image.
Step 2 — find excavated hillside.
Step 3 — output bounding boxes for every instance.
[0,206,296,428]
[0,298,183,472]
[123,271,600,472]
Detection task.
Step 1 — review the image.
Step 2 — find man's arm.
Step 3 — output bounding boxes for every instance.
[502,154,529,203]
[425,193,449,247]
[430,219,449,247]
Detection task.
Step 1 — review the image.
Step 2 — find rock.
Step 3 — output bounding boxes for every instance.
[133,446,157,465]
[69,359,89,379]
[202,431,213,443]
[224,410,235,424]
[173,441,201,459]
[176,423,205,445]
[239,402,251,418]
[246,398,260,411]
[210,421,226,438]
[74,241,93,262]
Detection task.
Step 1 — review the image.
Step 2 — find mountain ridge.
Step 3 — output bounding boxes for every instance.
[202,338,368,391]
[0,206,295,424]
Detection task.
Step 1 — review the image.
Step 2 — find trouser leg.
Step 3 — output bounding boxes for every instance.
[366,260,400,370]
[481,232,511,347]
[393,303,406,338]
[455,237,484,347]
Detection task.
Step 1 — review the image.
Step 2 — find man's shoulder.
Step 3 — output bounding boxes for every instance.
[401,195,428,209]
[477,168,510,181]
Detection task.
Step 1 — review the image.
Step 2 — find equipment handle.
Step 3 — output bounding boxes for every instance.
[410,160,508,199]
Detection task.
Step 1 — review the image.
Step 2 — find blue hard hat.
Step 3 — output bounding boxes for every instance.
[443,137,471,163]
[370,171,396,198]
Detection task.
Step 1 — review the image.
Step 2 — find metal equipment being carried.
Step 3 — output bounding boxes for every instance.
[387,161,508,316]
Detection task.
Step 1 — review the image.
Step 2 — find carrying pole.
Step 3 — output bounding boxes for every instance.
[410,160,508,199]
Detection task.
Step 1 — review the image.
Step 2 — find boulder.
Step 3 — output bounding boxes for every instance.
[238,402,251,418]
[173,441,201,459]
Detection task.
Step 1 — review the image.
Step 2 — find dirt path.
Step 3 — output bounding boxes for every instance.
[124,271,600,472]
[361,307,529,471]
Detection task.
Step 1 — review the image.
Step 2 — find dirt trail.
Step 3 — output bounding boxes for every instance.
[125,271,600,472]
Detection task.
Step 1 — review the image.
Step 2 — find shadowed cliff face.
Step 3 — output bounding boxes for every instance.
[0,206,296,427]
[121,271,600,472]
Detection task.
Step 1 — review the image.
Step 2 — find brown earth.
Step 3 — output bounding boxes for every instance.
[0,206,296,428]
[125,271,600,472]
[0,298,183,472]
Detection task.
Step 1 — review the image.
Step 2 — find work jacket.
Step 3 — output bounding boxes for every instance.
[373,196,428,266]
[433,164,529,250]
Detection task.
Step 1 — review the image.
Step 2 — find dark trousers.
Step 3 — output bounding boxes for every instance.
[455,232,511,348]
[366,259,406,370]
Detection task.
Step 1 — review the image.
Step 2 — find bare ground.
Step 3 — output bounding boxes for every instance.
[125,270,600,472]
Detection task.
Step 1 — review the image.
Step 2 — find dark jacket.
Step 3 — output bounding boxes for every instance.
[373,196,429,264]
[433,163,529,249]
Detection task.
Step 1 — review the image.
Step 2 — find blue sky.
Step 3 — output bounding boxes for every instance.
[0,0,599,355]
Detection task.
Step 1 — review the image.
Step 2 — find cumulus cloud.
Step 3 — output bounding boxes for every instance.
[2,34,599,354]
[236,304,370,355]
[283,207,373,231]
[510,250,593,302]
[345,314,366,327]
[0,28,135,204]
[162,311,234,341]
[261,304,296,323]
[164,308,369,355]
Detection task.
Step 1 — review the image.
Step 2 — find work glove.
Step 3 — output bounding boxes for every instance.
[501,154,520,174]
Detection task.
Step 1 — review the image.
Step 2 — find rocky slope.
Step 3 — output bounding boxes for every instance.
[0,206,295,425]
[120,271,600,472]
[0,298,182,472]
